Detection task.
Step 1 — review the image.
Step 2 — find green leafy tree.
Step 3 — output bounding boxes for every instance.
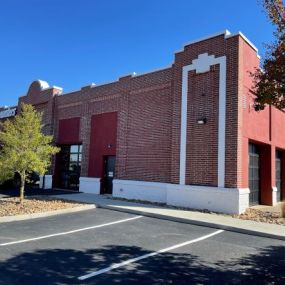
[0,104,59,203]
[253,0,285,110]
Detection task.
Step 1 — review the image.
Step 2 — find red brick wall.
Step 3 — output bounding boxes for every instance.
[185,67,219,186]
[16,35,242,187]
[121,84,172,182]
[17,32,283,196]
[48,68,173,182]
[19,81,62,136]
[171,34,240,187]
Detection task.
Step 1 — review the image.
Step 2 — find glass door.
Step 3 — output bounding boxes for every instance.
[68,145,82,190]
[58,144,82,190]
[102,156,116,194]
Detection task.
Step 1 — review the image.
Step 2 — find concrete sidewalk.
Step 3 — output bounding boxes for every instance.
[51,193,285,241]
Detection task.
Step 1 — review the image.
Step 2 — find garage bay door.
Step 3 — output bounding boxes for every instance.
[276,150,282,202]
[249,143,260,205]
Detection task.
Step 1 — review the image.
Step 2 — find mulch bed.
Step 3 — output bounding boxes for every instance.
[235,207,285,226]
[0,197,85,217]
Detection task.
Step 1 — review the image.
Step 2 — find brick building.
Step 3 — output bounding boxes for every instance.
[6,30,285,214]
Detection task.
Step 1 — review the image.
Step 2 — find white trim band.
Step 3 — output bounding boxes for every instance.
[176,30,259,57]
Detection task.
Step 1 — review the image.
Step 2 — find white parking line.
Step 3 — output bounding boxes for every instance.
[0,215,143,247]
[78,229,224,280]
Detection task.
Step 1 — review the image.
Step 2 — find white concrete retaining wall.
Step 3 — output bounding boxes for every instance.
[113,179,250,214]
[39,176,44,189]
[166,184,249,214]
[113,179,167,203]
[272,187,278,206]
[40,175,53,189]
[79,177,101,194]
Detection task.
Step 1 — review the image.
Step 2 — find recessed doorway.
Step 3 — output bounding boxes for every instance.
[55,144,82,190]
[102,156,116,194]
[249,143,260,205]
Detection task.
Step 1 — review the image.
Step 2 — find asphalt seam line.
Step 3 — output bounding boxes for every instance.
[0,215,143,246]
[78,229,224,281]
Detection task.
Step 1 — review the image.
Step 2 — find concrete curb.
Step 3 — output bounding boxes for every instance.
[0,204,96,224]
[96,204,285,241]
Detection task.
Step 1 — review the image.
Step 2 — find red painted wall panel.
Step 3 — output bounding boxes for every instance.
[242,39,285,199]
[271,108,285,147]
[242,41,270,144]
[242,40,285,148]
[259,145,273,205]
[57,117,81,144]
[88,112,117,177]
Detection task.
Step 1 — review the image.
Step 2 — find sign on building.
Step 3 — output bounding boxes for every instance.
[0,108,17,119]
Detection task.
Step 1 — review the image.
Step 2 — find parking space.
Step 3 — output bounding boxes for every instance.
[0,208,284,284]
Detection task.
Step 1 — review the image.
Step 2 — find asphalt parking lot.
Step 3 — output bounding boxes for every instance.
[0,208,284,285]
[0,186,77,198]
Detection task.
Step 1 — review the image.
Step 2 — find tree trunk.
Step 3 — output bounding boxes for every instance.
[19,173,25,204]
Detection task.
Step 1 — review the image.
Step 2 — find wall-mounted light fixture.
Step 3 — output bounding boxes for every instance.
[107,144,112,149]
[197,118,207,125]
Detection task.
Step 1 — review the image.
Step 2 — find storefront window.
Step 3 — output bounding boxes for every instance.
[57,144,82,190]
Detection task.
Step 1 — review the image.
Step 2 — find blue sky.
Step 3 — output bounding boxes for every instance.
[0,0,275,106]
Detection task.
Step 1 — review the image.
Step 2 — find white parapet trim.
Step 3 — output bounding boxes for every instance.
[175,30,231,53]
[272,186,278,206]
[113,179,250,214]
[40,175,53,189]
[113,179,167,203]
[79,177,101,194]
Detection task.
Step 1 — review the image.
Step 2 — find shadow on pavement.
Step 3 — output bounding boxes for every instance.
[0,186,81,198]
[0,244,284,285]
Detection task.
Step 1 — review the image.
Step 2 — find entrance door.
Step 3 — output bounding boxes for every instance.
[276,150,282,202]
[249,143,260,205]
[56,144,82,190]
[103,156,116,194]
